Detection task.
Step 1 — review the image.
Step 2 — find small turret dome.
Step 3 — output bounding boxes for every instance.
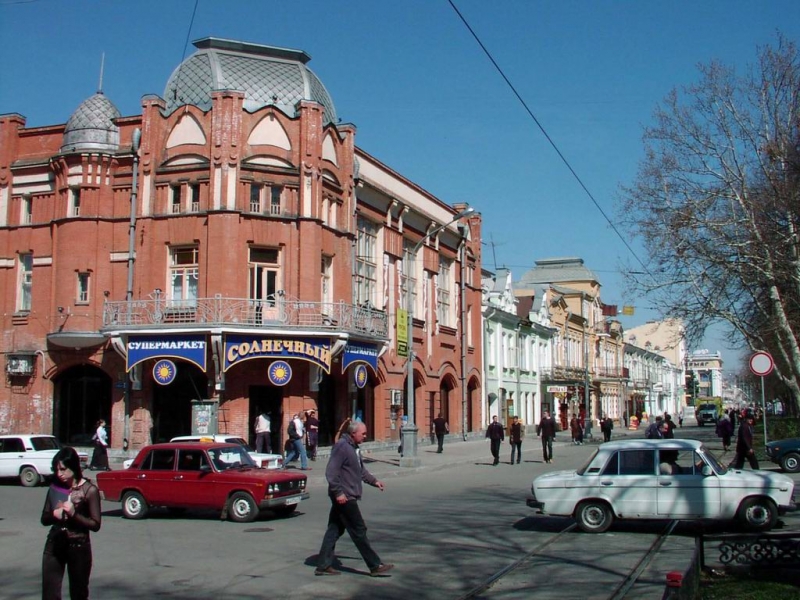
[163,37,337,125]
[61,92,121,153]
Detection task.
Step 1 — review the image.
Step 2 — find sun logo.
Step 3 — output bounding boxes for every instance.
[269,360,292,386]
[355,364,368,389]
[153,360,176,385]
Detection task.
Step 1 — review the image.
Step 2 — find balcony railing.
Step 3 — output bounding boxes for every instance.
[102,294,388,338]
[595,367,629,380]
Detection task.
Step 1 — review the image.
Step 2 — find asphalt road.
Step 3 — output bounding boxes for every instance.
[0,423,796,600]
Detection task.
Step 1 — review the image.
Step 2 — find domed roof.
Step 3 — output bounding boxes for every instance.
[163,37,337,125]
[61,92,121,153]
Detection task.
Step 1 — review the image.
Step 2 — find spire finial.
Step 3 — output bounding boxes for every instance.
[98,52,105,93]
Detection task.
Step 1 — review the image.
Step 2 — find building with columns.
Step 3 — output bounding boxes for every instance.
[0,38,482,453]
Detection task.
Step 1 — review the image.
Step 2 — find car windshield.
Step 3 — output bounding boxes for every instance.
[698,445,728,474]
[699,404,716,411]
[31,436,59,451]
[207,445,257,471]
[576,449,600,475]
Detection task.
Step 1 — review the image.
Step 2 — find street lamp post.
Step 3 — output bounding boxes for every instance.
[401,207,474,468]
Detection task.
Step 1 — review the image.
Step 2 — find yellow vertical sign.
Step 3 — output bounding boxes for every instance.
[397,308,408,357]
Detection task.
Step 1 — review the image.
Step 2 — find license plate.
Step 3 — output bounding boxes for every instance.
[284,496,301,506]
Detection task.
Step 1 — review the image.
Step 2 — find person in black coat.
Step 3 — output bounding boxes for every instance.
[485,416,504,466]
[730,413,759,469]
[537,411,557,463]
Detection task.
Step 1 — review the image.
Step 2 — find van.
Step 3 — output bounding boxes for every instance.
[696,403,719,426]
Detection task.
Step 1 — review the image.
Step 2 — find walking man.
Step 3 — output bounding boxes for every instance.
[730,412,759,470]
[284,413,311,470]
[254,409,271,454]
[432,412,449,453]
[537,411,556,463]
[315,420,393,577]
[486,415,504,466]
[509,416,524,464]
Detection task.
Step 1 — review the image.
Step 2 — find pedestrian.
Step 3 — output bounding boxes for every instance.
[485,415,504,466]
[662,414,676,439]
[508,416,524,464]
[716,410,734,452]
[537,411,556,463]
[315,420,393,577]
[729,412,759,470]
[431,412,449,453]
[284,413,311,470]
[678,408,684,428]
[623,410,628,429]
[88,420,109,471]
[600,415,613,442]
[569,413,583,445]
[395,409,405,455]
[254,409,272,454]
[41,447,101,600]
[305,409,320,460]
[645,416,664,439]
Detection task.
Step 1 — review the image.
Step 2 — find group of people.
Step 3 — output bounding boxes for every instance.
[485,411,559,465]
[254,408,320,470]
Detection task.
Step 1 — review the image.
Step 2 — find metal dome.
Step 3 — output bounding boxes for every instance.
[163,37,337,125]
[61,92,121,153]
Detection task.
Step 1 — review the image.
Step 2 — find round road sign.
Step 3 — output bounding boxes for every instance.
[749,351,774,377]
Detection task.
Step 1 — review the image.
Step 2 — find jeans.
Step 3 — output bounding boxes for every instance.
[317,498,382,571]
[255,432,271,454]
[42,536,92,600]
[541,436,553,462]
[285,438,308,469]
[510,441,522,463]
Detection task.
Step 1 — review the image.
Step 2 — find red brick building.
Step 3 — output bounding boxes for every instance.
[0,38,482,454]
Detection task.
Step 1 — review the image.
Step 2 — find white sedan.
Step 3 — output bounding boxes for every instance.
[123,435,283,469]
[527,439,796,533]
[0,434,89,486]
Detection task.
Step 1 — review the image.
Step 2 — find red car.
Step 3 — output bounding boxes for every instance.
[97,442,308,523]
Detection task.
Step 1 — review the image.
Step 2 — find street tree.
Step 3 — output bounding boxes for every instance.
[619,34,800,414]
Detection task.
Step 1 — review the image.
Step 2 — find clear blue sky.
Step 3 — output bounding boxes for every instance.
[2,0,799,373]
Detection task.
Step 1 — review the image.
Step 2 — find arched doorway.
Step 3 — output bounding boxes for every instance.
[151,362,208,443]
[54,365,112,446]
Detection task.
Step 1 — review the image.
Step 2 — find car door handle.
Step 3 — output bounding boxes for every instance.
[600,481,614,486]
[136,474,147,479]
[659,481,673,486]
[173,475,184,480]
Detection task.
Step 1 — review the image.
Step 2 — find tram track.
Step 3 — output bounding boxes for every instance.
[456,520,680,600]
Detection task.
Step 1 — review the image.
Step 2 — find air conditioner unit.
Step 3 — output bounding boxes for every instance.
[6,354,35,376]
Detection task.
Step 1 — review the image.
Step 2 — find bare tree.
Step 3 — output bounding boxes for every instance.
[619,34,800,413]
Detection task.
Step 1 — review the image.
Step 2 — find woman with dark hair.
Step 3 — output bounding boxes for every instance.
[89,419,109,471]
[41,447,101,599]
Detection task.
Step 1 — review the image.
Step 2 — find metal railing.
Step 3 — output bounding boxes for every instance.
[102,293,388,338]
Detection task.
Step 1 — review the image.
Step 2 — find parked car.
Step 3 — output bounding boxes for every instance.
[527,439,795,533]
[122,435,283,469]
[0,434,89,487]
[765,437,800,473]
[696,403,719,426]
[98,442,308,522]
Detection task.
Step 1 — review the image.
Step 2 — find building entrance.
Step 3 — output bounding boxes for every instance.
[249,386,283,453]
[54,365,112,446]
[151,363,207,443]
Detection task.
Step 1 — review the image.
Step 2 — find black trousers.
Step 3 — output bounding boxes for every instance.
[317,499,382,571]
[42,537,92,600]
[255,432,272,454]
[89,444,108,470]
[490,439,501,463]
[541,436,553,462]
[730,450,760,470]
[435,433,445,452]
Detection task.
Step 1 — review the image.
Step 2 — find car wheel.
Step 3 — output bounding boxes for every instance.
[228,492,257,523]
[122,491,149,520]
[738,497,777,531]
[20,467,41,487]
[272,504,298,517]
[779,452,800,473]
[575,500,613,533]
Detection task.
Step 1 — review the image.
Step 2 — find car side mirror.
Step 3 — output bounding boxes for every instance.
[701,465,713,477]
[200,464,212,473]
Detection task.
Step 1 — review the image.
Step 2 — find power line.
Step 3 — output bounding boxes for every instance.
[447,0,653,278]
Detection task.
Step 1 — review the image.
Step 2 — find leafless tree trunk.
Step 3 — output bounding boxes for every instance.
[619,34,800,413]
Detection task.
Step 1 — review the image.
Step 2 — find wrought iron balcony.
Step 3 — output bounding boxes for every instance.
[102,293,388,338]
[594,367,630,380]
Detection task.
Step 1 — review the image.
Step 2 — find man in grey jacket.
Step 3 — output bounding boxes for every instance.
[315,420,394,577]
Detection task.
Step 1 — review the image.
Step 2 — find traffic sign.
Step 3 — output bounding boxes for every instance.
[749,351,774,377]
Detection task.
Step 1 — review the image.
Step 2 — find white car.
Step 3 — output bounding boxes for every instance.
[123,435,283,470]
[527,439,796,533]
[0,434,89,487]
